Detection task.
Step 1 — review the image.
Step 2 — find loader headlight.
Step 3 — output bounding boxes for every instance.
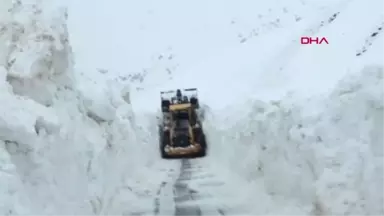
[164,145,171,152]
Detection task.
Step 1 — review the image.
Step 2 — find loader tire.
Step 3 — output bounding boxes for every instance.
[190,97,199,108]
[159,126,170,159]
[193,128,207,157]
[161,100,171,112]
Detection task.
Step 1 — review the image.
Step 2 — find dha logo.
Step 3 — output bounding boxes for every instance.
[300,36,329,45]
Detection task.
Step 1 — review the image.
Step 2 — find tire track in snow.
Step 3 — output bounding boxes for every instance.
[153,167,178,216]
[154,181,167,215]
[173,159,227,216]
[174,160,203,216]
[152,159,244,215]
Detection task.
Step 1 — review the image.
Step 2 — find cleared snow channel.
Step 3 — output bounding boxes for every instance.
[0,0,382,215]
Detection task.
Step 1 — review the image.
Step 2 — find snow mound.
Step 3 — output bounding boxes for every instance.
[0,0,73,106]
[0,1,165,214]
[205,65,383,215]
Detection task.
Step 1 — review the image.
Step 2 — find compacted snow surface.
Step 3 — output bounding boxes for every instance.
[0,0,383,215]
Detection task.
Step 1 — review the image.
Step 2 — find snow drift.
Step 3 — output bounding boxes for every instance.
[204,65,383,215]
[0,0,165,214]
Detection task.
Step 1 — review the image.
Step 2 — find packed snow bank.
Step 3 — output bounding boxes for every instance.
[205,65,383,215]
[0,1,172,214]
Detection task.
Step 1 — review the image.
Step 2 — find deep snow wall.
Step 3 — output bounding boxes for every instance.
[201,0,383,214]
[204,65,383,215]
[0,1,163,214]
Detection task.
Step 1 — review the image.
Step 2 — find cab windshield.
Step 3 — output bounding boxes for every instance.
[175,119,189,129]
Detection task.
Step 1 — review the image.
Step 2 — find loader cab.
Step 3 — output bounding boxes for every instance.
[174,109,189,120]
[166,104,191,142]
[173,118,190,137]
[169,103,192,120]
[171,96,189,104]
[168,103,198,130]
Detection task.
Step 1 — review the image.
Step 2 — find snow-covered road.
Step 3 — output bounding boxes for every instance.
[153,159,234,216]
[130,157,274,216]
[0,0,383,215]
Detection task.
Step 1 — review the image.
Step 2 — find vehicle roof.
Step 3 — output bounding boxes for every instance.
[169,103,191,111]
